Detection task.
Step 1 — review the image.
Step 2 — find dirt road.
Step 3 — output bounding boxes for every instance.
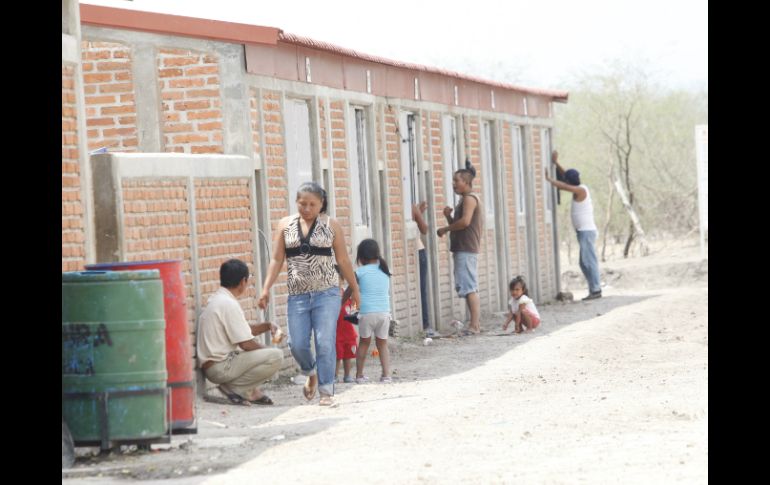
[64,243,708,484]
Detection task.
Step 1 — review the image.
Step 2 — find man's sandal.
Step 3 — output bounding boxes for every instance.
[250,395,274,405]
[217,385,251,406]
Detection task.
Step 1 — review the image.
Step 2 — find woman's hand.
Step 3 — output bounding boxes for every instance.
[350,287,361,310]
[257,291,270,310]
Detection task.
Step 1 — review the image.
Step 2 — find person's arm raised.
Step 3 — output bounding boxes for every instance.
[552,150,566,179]
[545,169,586,197]
[412,202,429,235]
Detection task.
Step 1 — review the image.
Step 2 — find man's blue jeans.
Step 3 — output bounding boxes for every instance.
[418,248,429,330]
[287,286,341,396]
[576,230,601,294]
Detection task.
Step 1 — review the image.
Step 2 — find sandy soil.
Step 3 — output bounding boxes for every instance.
[63,239,708,484]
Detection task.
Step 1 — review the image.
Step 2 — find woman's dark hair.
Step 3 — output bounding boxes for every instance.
[455,159,477,186]
[296,181,328,213]
[220,258,249,288]
[356,238,391,276]
[509,275,528,296]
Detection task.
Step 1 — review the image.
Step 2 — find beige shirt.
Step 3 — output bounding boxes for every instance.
[196,287,253,365]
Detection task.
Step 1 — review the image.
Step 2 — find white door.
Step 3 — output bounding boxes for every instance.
[399,111,418,217]
[284,99,313,202]
[442,115,461,207]
[347,106,373,248]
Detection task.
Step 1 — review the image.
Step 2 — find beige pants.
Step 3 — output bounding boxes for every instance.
[204,348,283,399]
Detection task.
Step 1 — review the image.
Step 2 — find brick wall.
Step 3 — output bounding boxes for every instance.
[319,99,329,161]
[260,90,290,334]
[502,122,516,278]
[81,41,138,153]
[249,87,261,163]
[500,122,531,287]
[428,112,455,327]
[158,48,223,154]
[383,104,408,324]
[531,130,556,299]
[194,179,256,321]
[62,64,86,272]
[120,178,195,340]
[330,100,351,245]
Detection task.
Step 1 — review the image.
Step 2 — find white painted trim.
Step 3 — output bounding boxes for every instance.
[108,153,254,178]
[62,34,79,64]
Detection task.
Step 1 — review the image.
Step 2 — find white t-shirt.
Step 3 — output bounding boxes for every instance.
[196,287,253,365]
[509,294,540,319]
[570,184,597,231]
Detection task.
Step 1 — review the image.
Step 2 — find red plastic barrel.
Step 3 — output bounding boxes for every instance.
[85,260,195,432]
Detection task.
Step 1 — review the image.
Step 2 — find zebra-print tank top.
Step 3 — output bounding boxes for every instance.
[284,214,337,295]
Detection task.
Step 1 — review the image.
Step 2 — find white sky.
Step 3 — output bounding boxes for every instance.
[80,0,708,91]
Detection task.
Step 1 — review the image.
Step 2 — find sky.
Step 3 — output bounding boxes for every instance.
[80,0,708,91]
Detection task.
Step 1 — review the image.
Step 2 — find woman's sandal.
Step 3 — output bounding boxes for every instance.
[303,376,317,401]
[319,395,334,406]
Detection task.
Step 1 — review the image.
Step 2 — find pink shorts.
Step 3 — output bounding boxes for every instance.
[515,309,541,329]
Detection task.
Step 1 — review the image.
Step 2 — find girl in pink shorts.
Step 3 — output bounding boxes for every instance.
[502,276,541,333]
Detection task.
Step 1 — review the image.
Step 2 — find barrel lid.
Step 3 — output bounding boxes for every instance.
[62,270,161,282]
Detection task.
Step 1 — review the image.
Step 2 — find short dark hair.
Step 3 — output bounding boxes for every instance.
[220,259,249,288]
[455,159,477,186]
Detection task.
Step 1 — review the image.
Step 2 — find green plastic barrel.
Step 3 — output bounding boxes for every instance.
[62,270,168,448]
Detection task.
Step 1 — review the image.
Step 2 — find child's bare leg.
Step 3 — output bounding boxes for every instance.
[514,311,523,333]
[375,337,390,378]
[343,358,353,378]
[520,310,534,332]
[356,337,371,378]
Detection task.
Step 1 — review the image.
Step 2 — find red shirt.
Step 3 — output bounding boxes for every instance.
[336,298,358,359]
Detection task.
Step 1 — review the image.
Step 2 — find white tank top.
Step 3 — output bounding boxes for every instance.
[571,185,597,231]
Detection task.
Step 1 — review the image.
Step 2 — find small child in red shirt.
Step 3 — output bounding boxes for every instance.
[335,270,358,383]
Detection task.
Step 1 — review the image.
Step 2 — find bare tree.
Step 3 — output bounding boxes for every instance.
[600,145,616,262]
[553,59,707,261]
[566,62,653,257]
[601,100,649,257]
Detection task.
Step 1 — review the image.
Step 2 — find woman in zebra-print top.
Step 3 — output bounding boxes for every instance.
[258,182,360,406]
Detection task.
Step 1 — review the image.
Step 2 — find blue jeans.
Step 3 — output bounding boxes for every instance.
[418,249,429,330]
[287,286,341,396]
[576,230,601,293]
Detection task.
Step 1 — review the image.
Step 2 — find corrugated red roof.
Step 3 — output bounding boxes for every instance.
[79,4,568,103]
[279,32,568,102]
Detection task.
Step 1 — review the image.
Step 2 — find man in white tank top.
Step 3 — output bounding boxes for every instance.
[545,150,602,300]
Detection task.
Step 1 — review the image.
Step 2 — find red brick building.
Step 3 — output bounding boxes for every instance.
[62,1,568,373]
